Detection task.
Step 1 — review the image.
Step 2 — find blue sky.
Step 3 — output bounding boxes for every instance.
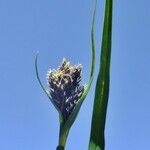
[0,0,150,150]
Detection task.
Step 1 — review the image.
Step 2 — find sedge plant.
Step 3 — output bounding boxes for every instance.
[35,0,113,149]
[35,3,96,149]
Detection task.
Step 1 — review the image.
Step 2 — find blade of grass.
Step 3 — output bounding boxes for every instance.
[35,53,63,118]
[89,0,113,150]
[56,1,97,148]
[61,0,97,130]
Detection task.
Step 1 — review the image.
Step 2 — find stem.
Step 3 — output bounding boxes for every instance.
[56,118,69,150]
[56,146,64,150]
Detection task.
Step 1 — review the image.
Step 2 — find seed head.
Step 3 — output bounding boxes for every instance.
[47,58,84,121]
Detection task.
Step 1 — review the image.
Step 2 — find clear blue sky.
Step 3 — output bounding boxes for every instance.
[0,0,150,149]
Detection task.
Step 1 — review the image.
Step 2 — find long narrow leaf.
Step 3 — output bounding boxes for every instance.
[57,1,97,147]
[89,0,113,150]
[35,53,63,117]
[62,0,97,130]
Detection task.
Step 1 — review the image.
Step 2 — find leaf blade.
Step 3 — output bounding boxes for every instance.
[89,0,113,149]
[35,53,63,116]
[58,1,97,146]
[64,0,97,129]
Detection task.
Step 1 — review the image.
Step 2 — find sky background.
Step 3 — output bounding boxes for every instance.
[0,0,150,150]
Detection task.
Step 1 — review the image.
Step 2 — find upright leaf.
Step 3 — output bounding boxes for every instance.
[56,1,97,148]
[89,0,113,150]
[35,1,97,148]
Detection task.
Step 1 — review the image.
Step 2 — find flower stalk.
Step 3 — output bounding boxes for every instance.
[57,121,69,149]
[46,58,85,149]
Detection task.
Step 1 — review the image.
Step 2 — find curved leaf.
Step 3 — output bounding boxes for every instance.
[35,53,63,118]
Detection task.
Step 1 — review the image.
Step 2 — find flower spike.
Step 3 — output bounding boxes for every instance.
[47,58,85,121]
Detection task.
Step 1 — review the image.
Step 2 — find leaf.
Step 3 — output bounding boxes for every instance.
[89,0,113,150]
[35,53,63,119]
[58,1,97,147]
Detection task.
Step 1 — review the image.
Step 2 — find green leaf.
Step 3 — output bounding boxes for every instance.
[35,53,63,119]
[35,0,97,148]
[64,0,97,128]
[57,1,97,147]
[89,0,113,150]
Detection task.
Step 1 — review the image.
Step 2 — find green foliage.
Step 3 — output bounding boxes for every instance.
[35,53,63,119]
[35,0,113,149]
[89,0,113,150]
[57,2,97,147]
[35,2,96,147]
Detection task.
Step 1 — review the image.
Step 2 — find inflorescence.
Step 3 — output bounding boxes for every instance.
[47,58,84,121]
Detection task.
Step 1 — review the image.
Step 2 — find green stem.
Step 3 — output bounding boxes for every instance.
[56,120,69,150]
[56,146,64,150]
